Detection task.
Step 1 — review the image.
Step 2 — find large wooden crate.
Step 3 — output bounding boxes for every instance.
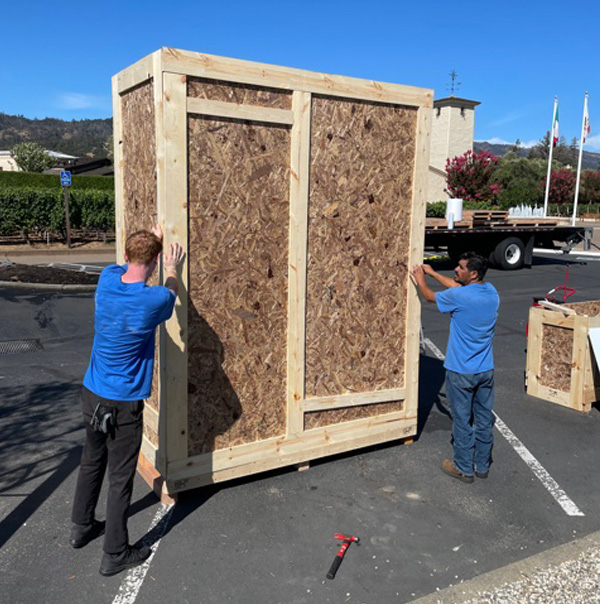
[112,48,432,497]
[526,302,600,412]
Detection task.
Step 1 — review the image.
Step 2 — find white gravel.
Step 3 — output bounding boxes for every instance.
[460,545,600,604]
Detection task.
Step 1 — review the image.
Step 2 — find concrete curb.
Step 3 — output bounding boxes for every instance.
[409,530,600,604]
[0,280,97,292]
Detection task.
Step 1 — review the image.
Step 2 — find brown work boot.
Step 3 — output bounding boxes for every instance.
[441,459,474,483]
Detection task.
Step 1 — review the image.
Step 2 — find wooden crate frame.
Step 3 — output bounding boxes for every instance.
[113,48,433,497]
[526,305,600,412]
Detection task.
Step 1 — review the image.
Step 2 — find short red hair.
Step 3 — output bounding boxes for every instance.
[125,230,162,265]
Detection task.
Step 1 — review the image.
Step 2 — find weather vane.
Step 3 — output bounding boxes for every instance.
[447,70,461,96]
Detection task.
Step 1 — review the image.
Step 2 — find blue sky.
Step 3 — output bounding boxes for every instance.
[3,0,599,150]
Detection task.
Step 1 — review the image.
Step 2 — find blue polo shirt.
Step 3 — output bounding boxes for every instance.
[83,264,176,401]
[435,282,499,374]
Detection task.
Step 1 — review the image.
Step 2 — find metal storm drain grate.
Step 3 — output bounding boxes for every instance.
[0,339,44,354]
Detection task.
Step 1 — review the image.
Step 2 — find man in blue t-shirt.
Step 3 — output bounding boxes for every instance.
[412,252,499,484]
[70,226,184,576]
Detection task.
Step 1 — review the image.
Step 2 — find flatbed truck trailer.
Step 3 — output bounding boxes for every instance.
[424,224,594,270]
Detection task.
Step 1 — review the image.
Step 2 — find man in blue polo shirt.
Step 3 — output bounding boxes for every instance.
[70,226,184,576]
[412,252,499,483]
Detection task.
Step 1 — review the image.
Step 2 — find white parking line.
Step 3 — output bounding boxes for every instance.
[421,337,584,517]
[112,503,174,604]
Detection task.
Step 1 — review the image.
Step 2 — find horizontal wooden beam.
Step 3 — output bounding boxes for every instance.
[303,388,406,412]
[166,414,416,492]
[167,410,416,481]
[163,47,433,108]
[115,53,155,95]
[186,97,294,125]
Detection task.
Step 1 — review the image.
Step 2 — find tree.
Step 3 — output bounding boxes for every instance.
[528,132,574,166]
[11,142,55,172]
[510,139,522,155]
[103,134,114,162]
[445,150,502,204]
[496,156,546,207]
[541,168,575,205]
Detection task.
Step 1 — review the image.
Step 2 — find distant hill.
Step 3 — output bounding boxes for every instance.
[0,113,112,158]
[474,140,600,170]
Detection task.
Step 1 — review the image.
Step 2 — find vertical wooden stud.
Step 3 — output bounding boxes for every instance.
[159,71,189,468]
[404,103,432,420]
[286,91,312,437]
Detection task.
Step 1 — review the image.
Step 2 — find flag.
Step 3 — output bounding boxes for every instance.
[583,97,590,144]
[552,103,559,147]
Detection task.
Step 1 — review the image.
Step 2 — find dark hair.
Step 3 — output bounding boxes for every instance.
[125,230,162,265]
[459,251,488,281]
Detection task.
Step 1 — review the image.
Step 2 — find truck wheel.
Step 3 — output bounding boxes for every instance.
[494,237,525,270]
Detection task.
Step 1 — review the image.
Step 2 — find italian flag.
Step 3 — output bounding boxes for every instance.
[552,104,559,147]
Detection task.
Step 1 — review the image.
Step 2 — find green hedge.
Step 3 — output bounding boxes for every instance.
[0,186,115,235]
[0,171,114,191]
[426,200,498,218]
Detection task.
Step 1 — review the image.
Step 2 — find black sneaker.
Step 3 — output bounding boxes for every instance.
[70,520,105,549]
[99,544,151,577]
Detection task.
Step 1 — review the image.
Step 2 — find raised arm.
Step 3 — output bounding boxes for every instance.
[163,242,185,298]
[422,263,460,289]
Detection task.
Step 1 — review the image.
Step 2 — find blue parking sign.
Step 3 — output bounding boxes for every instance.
[60,171,72,186]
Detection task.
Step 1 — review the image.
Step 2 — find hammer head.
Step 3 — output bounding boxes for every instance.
[334,533,360,544]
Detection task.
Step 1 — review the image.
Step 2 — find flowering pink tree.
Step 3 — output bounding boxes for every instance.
[540,169,575,206]
[582,170,600,204]
[445,150,502,204]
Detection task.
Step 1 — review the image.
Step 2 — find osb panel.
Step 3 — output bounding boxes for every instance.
[187,115,290,455]
[305,96,418,422]
[304,401,404,430]
[539,324,574,392]
[188,77,292,109]
[569,301,600,316]
[120,80,159,432]
[538,301,600,392]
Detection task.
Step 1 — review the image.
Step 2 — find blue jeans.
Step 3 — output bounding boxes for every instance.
[445,370,495,476]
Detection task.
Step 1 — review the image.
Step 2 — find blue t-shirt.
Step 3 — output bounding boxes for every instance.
[83,264,176,401]
[435,282,499,374]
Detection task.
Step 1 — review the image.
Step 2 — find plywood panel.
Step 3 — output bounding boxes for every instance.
[305,96,418,415]
[188,77,292,109]
[121,81,157,234]
[538,301,600,392]
[304,400,404,430]
[187,115,290,455]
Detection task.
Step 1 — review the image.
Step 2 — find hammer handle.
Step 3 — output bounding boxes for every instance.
[326,540,350,580]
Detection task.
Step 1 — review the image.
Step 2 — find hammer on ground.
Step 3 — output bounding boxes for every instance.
[326,533,360,580]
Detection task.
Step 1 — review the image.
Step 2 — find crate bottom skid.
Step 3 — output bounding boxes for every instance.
[112,48,432,497]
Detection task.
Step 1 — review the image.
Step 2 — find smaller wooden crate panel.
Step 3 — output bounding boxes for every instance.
[113,48,433,494]
[526,302,600,412]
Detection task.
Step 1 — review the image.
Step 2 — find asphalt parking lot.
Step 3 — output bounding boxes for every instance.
[2,252,600,604]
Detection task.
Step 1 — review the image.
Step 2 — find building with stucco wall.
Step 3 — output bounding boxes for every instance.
[0,151,20,171]
[428,96,480,202]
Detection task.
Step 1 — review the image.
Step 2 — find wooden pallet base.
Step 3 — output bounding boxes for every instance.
[137,453,177,505]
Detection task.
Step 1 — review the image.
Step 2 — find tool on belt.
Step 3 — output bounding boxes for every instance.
[326,533,360,580]
[90,403,116,434]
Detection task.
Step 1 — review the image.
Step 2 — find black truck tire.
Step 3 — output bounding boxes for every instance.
[493,237,525,270]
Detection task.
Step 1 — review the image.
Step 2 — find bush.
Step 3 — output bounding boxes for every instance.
[0,186,114,236]
[0,171,114,191]
[582,171,600,204]
[445,150,502,204]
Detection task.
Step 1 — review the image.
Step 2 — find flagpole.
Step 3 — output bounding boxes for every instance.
[572,92,589,226]
[543,96,558,218]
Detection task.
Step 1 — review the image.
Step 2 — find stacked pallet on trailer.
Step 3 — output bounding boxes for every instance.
[112,47,433,499]
[526,302,600,412]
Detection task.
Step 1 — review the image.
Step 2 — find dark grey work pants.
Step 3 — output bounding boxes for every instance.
[71,386,144,554]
